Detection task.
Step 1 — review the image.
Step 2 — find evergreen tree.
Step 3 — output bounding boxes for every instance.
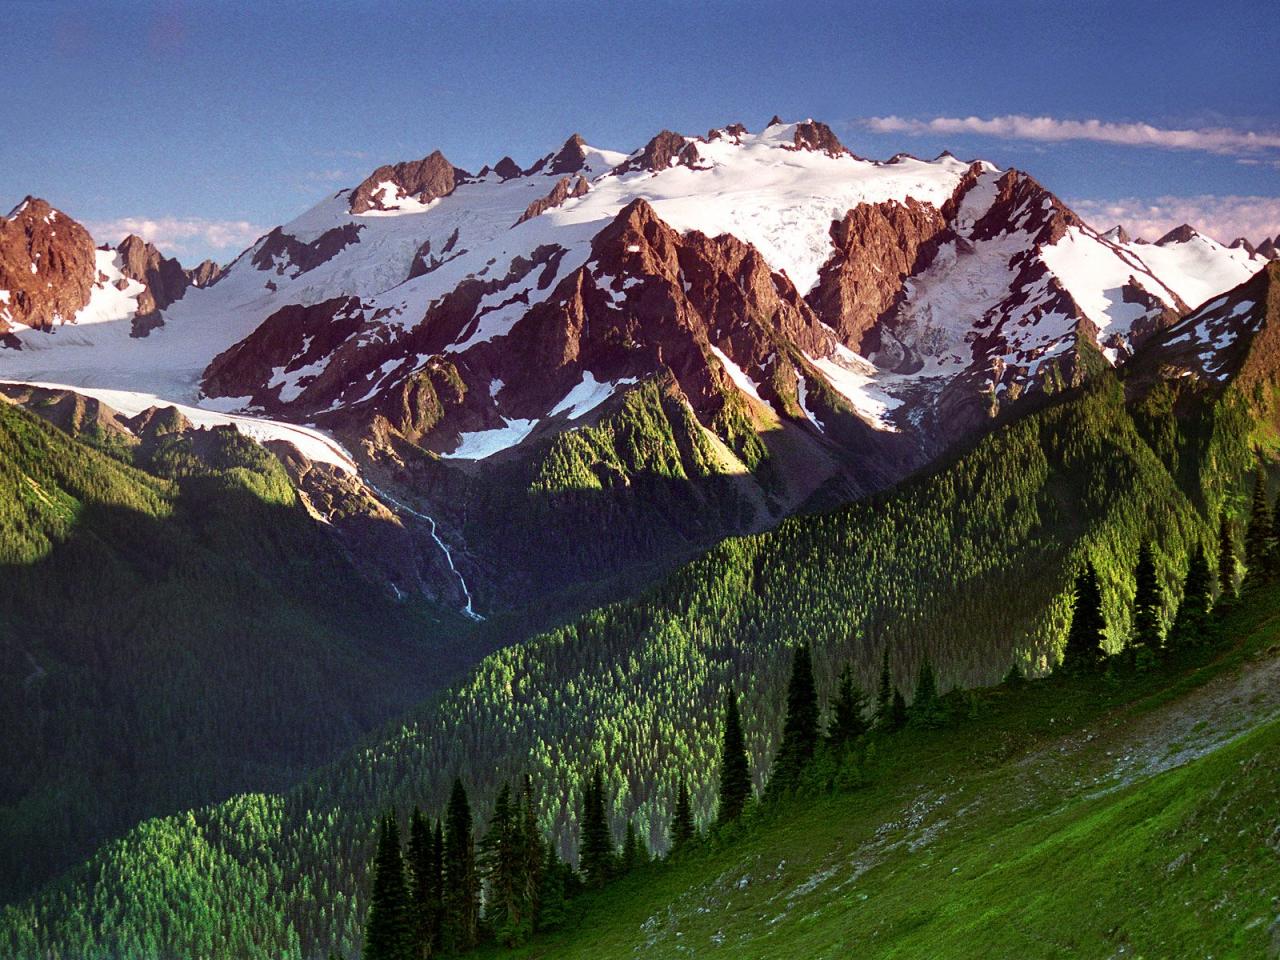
[1218,513,1238,605]
[536,842,567,932]
[875,646,893,728]
[716,690,752,825]
[620,820,649,873]
[578,769,614,888]
[406,808,439,959]
[888,688,908,731]
[1131,541,1163,652]
[669,780,696,852]
[363,813,413,960]
[1062,561,1107,673]
[480,782,524,945]
[1245,466,1273,588]
[429,821,443,952]
[442,779,478,953]
[907,660,945,729]
[517,777,542,933]
[1168,544,1213,649]
[767,643,819,795]
[826,665,869,747]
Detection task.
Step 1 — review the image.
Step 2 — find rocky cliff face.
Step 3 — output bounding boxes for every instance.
[348,150,469,214]
[0,197,97,335]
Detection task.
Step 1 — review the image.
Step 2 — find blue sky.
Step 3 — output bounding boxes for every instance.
[4,0,1277,262]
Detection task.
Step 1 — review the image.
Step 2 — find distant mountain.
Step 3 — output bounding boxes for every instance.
[0,119,1270,615]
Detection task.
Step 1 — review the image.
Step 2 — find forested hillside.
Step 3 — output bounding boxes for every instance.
[0,399,474,901]
[1,355,1260,958]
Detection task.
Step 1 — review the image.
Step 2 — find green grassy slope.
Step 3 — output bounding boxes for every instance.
[0,367,1260,958]
[492,593,1280,960]
[0,400,472,902]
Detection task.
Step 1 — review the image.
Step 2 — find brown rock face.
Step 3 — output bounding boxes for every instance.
[187,259,224,288]
[251,223,363,276]
[1260,237,1280,261]
[492,156,523,180]
[612,130,701,175]
[525,134,591,176]
[348,151,469,213]
[116,234,190,336]
[1156,224,1199,246]
[0,197,98,334]
[514,175,590,225]
[806,199,948,352]
[787,120,851,158]
[970,169,1084,245]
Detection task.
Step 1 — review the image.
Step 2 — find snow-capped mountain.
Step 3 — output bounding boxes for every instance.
[1,118,1272,613]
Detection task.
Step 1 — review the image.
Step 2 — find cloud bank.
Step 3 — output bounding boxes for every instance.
[862,114,1280,157]
[84,216,267,258]
[1070,195,1280,245]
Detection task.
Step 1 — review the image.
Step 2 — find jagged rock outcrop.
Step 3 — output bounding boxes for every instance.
[612,130,702,175]
[116,234,191,336]
[0,197,97,334]
[525,134,591,176]
[187,259,224,288]
[806,198,948,352]
[787,119,852,158]
[1157,224,1200,246]
[348,151,469,213]
[514,175,590,225]
[251,223,363,276]
[493,156,522,180]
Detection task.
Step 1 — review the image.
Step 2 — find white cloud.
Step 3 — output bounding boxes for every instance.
[83,216,267,258]
[861,114,1280,157]
[1070,195,1280,244]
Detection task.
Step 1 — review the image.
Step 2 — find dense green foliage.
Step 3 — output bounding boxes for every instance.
[0,401,470,901]
[715,692,751,825]
[0,370,1261,957]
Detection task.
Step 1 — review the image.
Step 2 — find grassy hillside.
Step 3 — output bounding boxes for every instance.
[0,400,473,902]
[488,588,1280,960]
[0,366,1260,958]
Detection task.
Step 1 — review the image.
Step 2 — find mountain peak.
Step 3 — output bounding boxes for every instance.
[1102,225,1131,244]
[348,150,469,214]
[1156,224,1200,246]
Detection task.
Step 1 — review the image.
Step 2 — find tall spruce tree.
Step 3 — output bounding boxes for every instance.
[716,690,752,825]
[363,813,413,960]
[1131,541,1163,651]
[888,688,908,731]
[517,777,542,934]
[670,780,695,852]
[1218,513,1238,604]
[537,842,568,931]
[1169,544,1213,649]
[767,643,820,796]
[481,783,523,945]
[406,808,439,959]
[1062,561,1107,673]
[620,820,648,873]
[1245,466,1273,588]
[875,646,893,728]
[907,660,944,729]
[827,665,869,747]
[442,779,478,953]
[578,769,614,888]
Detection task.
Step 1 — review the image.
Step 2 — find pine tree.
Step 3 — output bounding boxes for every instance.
[767,643,819,795]
[442,779,478,953]
[1168,544,1213,649]
[517,777,542,933]
[888,688,908,731]
[363,813,413,960]
[669,780,696,852]
[907,660,945,729]
[620,820,649,873]
[406,808,439,959]
[578,769,614,888]
[1245,466,1273,588]
[716,690,752,825]
[875,646,893,728]
[1062,561,1107,673]
[536,842,567,931]
[429,821,443,952]
[1131,541,1163,653]
[827,665,869,747]
[480,782,523,945]
[1218,513,1238,605]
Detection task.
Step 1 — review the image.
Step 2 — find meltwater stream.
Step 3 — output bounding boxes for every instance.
[364,482,483,622]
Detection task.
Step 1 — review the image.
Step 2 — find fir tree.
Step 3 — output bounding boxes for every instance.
[536,842,567,931]
[406,808,439,959]
[1218,513,1238,605]
[826,665,869,747]
[875,646,893,728]
[1168,544,1213,649]
[1062,561,1107,673]
[578,769,614,888]
[620,820,648,873]
[888,688,908,731]
[907,660,945,729]
[442,779,478,953]
[1131,541,1163,652]
[767,643,819,795]
[480,782,523,945]
[363,813,413,960]
[716,690,752,825]
[517,777,542,933]
[669,780,696,852]
[1245,466,1273,588]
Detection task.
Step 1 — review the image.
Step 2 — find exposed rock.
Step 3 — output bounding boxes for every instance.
[1156,224,1199,246]
[116,234,190,336]
[348,151,469,213]
[514,175,590,226]
[612,130,700,175]
[525,134,591,176]
[806,199,948,352]
[0,197,97,334]
[408,228,465,280]
[787,120,851,158]
[970,169,1083,245]
[187,259,224,288]
[1229,237,1256,256]
[1102,225,1132,244]
[1259,237,1280,260]
[493,156,522,180]
[250,223,363,276]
